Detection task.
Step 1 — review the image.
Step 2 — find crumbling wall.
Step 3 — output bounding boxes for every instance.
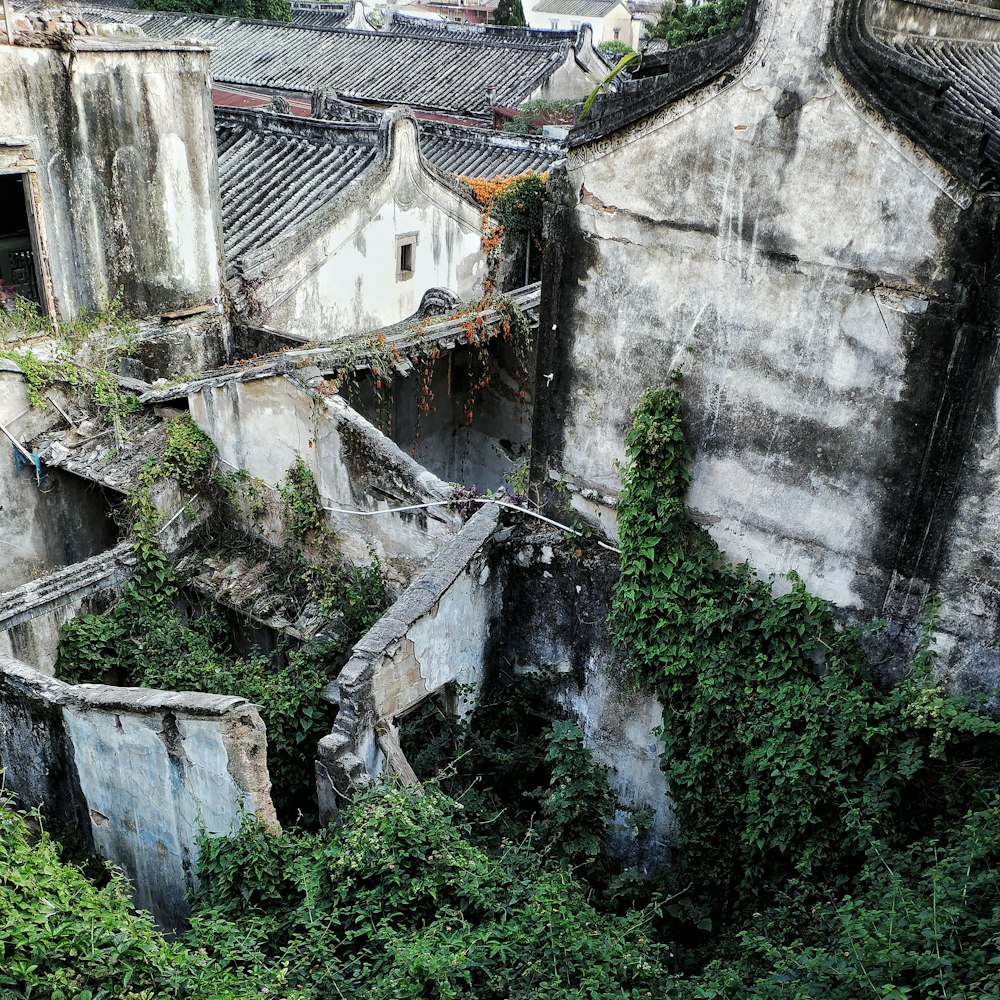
[0,368,120,593]
[0,31,226,346]
[497,533,672,862]
[345,340,533,489]
[0,542,132,675]
[316,504,503,816]
[188,372,463,585]
[0,655,278,931]
[535,0,1000,689]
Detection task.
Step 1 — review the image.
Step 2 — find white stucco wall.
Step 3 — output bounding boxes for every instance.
[251,118,486,341]
[525,2,639,47]
[544,0,972,617]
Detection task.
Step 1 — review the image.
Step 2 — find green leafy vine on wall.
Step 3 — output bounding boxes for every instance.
[611,385,1000,932]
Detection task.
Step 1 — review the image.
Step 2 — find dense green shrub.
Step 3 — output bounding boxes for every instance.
[186,784,671,999]
[597,39,634,57]
[494,0,526,26]
[649,0,748,47]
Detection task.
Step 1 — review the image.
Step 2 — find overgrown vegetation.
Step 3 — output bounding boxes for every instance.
[610,385,1000,992]
[1,297,142,444]
[649,0,748,46]
[597,39,634,58]
[500,99,576,135]
[58,446,387,823]
[10,383,1000,998]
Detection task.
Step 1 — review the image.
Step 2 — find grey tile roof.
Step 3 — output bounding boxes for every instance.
[118,10,581,118]
[215,108,381,263]
[889,37,1000,183]
[532,0,621,17]
[417,120,563,177]
[833,0,1000,191]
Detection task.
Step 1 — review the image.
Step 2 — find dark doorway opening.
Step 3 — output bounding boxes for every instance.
[0,173,42,306]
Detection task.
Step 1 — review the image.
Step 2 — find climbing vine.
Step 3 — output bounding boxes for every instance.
[611,385,1000,932]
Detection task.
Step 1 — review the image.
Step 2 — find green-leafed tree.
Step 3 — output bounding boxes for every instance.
[649,0,746,46]
[494,0,526,27]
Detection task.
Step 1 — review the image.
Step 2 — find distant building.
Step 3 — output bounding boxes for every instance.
[215,107,487,341]
[525,0,640,48]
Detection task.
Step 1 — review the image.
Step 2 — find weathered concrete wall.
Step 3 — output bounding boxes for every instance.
[498,531,672,862]
[0,368,120,593]
[315,503,503,815]
[535,0,1000,688]
[240,116,486,341]
[0,655,277,931]
[0,542,133,676]
[0,33,225,331]
[345,340,533,489]
[188,371,462,585]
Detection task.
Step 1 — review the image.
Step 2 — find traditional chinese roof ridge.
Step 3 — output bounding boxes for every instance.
[385,11,575,44]
[532,0,623,16]
[417,119,564,178]
[567,0,762,147]
[86,9,584,118]
[832,0,1000,191]
[290,0,355,28]
[140,282,542,404]
[215,107,382,265]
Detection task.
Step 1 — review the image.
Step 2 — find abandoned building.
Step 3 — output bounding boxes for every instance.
[4,0,1000,936]
[215,106,488,339]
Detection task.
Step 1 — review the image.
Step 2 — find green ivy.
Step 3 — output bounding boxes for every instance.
[611,386,1000,934]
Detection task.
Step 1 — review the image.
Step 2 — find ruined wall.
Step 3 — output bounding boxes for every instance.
[0,656,277,931]
[316,504,503,815]
[535,0,1000,688]
[0,368,120,593]
[188,372,462,585]
[497,532,672,861]
[243,117,486,341]
[0,542,132,675]
[345,340,533,489]
[0,34,225,329]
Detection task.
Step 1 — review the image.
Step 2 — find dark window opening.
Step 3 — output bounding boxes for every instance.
[397,237,415,281]
[0,174,42,307]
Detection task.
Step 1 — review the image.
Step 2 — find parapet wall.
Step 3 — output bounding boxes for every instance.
[0,656,278,931]
[188,371,463,586]
[0,542,133,675]
[867,0,1000,41]
[315,503,503,816]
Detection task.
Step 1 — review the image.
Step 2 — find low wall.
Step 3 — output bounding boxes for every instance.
[188,371,463,585]
[0,657,278,931]
[315,503,503,816]
[0,542,133,675]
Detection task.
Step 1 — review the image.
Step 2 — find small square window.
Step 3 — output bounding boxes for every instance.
[396,234,416,281]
